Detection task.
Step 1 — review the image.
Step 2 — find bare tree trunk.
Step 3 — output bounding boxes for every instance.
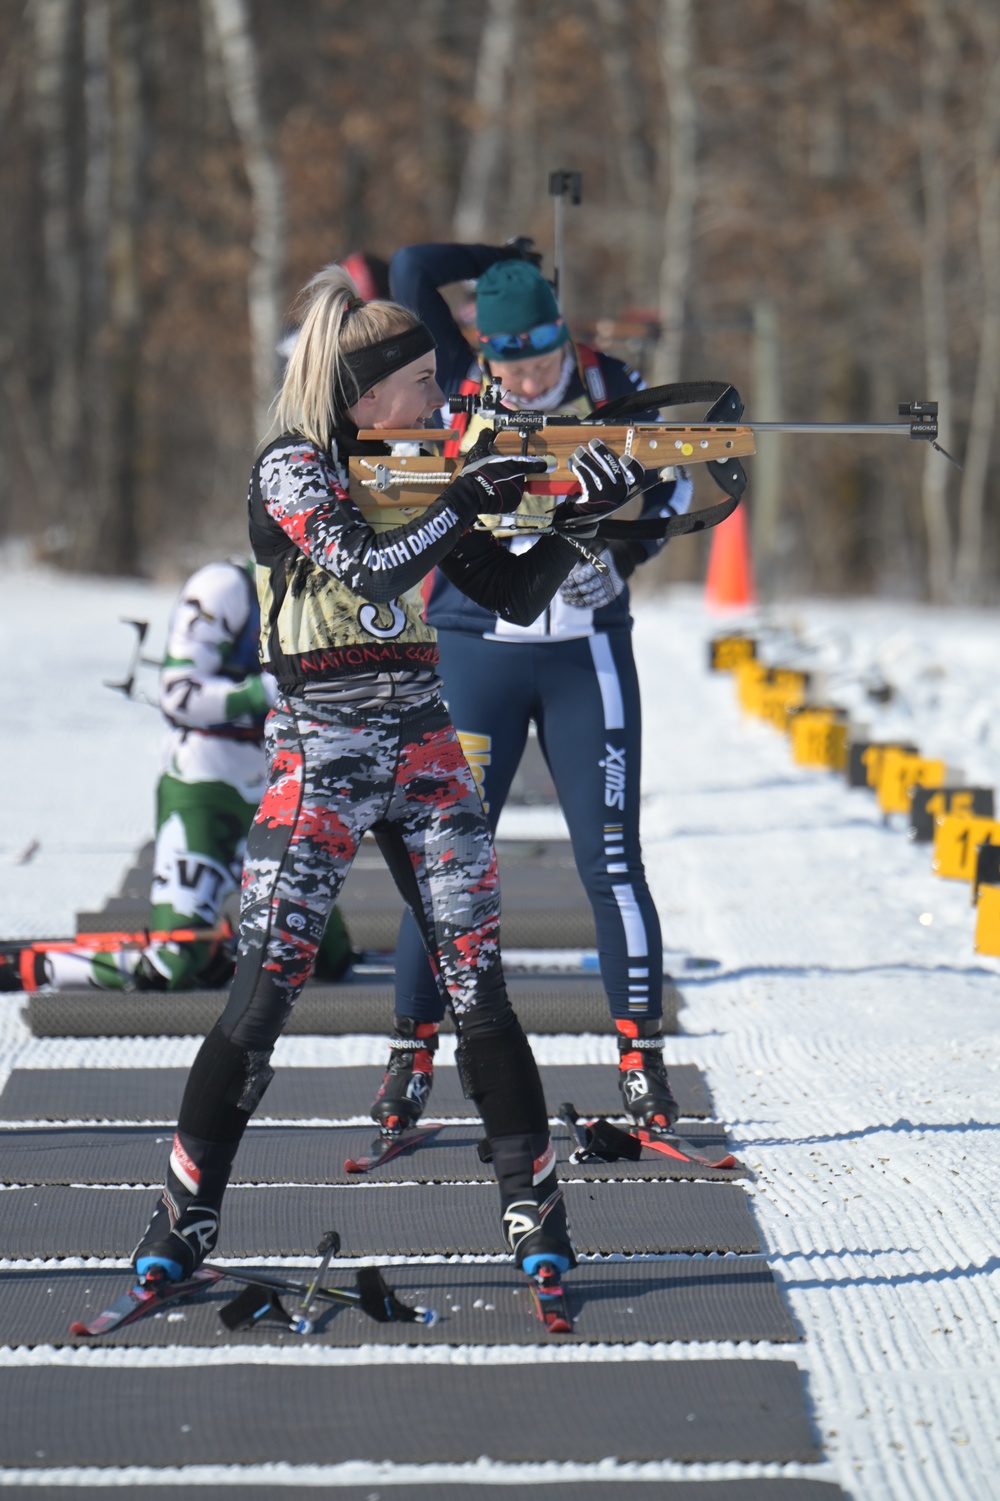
[100,0,143,573]
[73,0,111,569]
[594,0,656,307]
[751,298,785,598]
[419,0,454,231]
[918,0,954,603]
[452,0,518,242]
[32,0,82,545]
[0,362,64,528]
[71,0,144,574]
[954,36,1000,602]
[83,0,111,334]
[505,35,538,235]
[205,0,285,441]
[653,0,696,386]
[0,2,26,134]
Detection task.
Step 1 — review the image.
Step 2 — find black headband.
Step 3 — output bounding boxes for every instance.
[340,323,437,403]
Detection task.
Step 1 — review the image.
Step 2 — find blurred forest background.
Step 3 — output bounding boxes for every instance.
[1,0,999,600]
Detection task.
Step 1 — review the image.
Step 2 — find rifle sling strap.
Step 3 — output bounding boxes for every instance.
[596,494,739,540]
[583,380,737,423]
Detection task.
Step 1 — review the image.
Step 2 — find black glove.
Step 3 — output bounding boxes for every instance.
[444,428,550,515]
[551,440,645,535]
[498,236,544,269]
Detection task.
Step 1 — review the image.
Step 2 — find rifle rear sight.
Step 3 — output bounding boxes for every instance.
[448,380,581,434]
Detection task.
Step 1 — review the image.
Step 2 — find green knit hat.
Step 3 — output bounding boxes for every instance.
[475,261,568,353]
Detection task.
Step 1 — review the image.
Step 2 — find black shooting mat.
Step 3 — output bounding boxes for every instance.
[0,1482,837,1500]
[0,1061,713,1122]
[77,837,597,949]
[76,903,600,950]
[0,1257,799,1347]
[24,973,680,1037]
[0,1123,742,1186]
[76,902,600,951]
[0,1360,819,1464]
[3,1180,762,1256]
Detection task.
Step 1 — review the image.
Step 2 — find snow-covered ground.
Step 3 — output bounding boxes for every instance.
[0,554,998,1499]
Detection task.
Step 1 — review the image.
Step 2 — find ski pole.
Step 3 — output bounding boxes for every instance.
[212,1261,438,1327]
[290,1229,341,1335]
[558,1100,589,1156]
[104,619,163,700]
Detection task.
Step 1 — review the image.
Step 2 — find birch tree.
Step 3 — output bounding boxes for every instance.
[918,0,955,603]
[594,0,656,307]
[653,0,695,385]
[83,0,110,340]
[205,0,285,441]
[32,0,81,538]
[74,0,111,568]
[418,0,453,232]
[452,0,518,242]
[954,20,1000,601]
[95,0,144,573]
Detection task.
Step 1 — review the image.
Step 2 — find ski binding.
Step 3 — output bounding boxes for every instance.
[527,1260,572,1335]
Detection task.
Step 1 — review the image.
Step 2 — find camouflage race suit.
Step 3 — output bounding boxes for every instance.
[143,428,580,1271]
[226,693,503,1038]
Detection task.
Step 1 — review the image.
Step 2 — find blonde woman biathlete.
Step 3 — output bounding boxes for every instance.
[132,266,637,1298]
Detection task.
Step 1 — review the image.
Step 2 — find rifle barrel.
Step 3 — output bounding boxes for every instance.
[749,422,912,436]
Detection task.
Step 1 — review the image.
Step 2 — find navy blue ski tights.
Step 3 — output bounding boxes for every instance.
[393,628,663,1023]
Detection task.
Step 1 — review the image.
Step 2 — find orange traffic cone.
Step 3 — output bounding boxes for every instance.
[705,503,756,612]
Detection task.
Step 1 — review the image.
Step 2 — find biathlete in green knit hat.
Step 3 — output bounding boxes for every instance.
[372,239,697,1143]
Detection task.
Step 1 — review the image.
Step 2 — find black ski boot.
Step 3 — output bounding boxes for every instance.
[0,948,48,992]
[615,1018,679,1131]
[371,1018,439,1134]
[131,1131,232,1282]
[0,952,26,992]
[492,1134,577,1278]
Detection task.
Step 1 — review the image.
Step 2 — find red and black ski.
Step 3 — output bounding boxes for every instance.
[70,1267,224,1336]
[528,1260,573,1335]
[344,1122,444,1174]
[636,1127,737,1171]
[559,1101,738,1172]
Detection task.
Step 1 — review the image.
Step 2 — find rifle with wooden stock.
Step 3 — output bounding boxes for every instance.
[350,380,953,543]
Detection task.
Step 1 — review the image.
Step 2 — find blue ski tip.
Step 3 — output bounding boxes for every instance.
[135,1254,186,1283]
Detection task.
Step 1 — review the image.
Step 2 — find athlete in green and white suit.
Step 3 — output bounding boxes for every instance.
[37,559,352,991]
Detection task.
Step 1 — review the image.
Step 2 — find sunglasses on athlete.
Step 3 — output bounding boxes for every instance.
[477,320,566,358]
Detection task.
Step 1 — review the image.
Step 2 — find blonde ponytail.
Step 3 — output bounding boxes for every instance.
[273,264,423,449]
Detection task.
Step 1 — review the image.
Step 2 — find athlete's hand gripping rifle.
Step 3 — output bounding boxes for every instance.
[351,384,954,543]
